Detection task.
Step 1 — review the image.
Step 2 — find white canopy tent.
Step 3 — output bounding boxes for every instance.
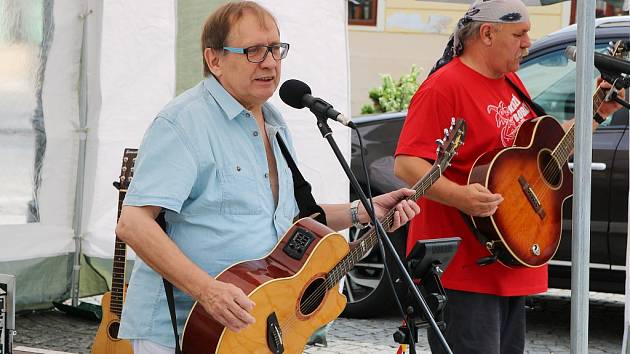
[0,0,351,310]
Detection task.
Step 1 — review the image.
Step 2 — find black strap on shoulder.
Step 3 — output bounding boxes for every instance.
[505,75,547,117]
[163,278,183,354]
[156,212,183,354]
[276,133,327,226]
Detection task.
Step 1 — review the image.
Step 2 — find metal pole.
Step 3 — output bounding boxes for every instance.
[571,1,595,353]
[70,4,92,307]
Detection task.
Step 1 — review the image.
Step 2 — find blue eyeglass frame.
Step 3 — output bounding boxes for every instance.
[222,43,290,63]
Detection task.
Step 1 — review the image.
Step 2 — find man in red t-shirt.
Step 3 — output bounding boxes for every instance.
[394,1,624,353]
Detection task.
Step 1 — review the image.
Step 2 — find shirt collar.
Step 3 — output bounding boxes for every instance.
[203,75,288,131]
[203,75,245,120]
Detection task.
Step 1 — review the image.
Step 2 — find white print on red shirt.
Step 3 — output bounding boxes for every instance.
[487,94,531,147]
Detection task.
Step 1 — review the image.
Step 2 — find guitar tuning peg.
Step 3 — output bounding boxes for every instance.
[451,117,456,126]
[435,138,444,146]
[443,128,450,137]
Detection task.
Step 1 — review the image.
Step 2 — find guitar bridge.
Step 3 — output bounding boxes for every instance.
[518,175,546,219]
[266,312,284,354]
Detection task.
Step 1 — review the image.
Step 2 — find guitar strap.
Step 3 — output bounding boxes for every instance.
[505,75,548,117]
[156,213,184,354]
[462,76,547,266]
[275,132,328,226]
[161,132,325,353]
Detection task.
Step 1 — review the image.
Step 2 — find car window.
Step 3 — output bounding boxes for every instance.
[518,44,611,125]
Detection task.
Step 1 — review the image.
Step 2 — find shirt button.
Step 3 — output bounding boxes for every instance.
[236,165,241,172]
[245,112,251,117]
[253,131,259,137]
[264,172,269,178]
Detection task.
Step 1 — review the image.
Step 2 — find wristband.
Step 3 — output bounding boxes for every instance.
[593,112,606,124]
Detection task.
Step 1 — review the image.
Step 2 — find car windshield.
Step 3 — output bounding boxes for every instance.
[518,44,611,124]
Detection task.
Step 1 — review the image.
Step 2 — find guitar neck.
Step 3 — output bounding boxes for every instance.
[323,165,442,289]
[552,85,608,165]
[110,189,128,317]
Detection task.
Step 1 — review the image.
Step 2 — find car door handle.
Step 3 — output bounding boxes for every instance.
[567,162,607,171]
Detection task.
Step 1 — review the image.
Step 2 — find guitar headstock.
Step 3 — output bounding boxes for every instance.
[118,148,138,191]
[606,40,629,59]
[435,118,466,172]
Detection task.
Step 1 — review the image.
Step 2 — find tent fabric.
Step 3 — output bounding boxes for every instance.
[0,0,84,308]
[1,0,83,261]
[81,0,177,260]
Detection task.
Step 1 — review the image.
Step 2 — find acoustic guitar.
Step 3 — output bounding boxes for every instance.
[180,119,466,353]
[468,41,627,268]
[91,148,137,354]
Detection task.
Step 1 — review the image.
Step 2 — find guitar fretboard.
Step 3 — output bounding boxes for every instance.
[110,193,127,317]
[551,84,608,168]
[110,149,137,317]
[323,166,443,290]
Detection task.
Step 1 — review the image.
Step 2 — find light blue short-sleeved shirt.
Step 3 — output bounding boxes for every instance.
[118,76,300,347]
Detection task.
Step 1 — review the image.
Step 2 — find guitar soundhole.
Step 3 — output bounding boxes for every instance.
[108,320,121,340]
[538,150,562,188]
[299,278,326,316]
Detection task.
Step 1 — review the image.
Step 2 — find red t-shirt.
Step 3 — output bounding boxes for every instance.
[395,57,547,296]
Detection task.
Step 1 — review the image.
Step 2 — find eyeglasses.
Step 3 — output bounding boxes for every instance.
[222,43,290,63]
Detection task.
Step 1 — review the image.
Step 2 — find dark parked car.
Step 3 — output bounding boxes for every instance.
[342,16,630,318]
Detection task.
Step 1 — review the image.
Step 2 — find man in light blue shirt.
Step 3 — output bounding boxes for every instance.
[116,2,421,353]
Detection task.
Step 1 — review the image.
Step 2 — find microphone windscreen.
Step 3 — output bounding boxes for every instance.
[279,79,311,109]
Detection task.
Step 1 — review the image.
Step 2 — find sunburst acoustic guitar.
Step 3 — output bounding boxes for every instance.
[91,148,137,354]
[468,41,627,268]
[180,119,466,353]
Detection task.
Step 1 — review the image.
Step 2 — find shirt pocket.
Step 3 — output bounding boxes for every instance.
[218,163,263,215]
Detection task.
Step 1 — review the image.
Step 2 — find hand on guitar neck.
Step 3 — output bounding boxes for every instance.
[561,78,626,132]
[594,78,626,123]
[350,188,422,231]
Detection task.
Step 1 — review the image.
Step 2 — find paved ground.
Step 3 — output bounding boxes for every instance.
[12,289,626,354]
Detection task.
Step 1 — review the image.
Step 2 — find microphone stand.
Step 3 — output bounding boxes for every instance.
[311,114,453,354]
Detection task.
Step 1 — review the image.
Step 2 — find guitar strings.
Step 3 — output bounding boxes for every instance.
[530,84,604,195]
[504,84,606,238]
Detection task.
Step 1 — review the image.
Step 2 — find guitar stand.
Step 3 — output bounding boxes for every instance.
[309,114,453,354]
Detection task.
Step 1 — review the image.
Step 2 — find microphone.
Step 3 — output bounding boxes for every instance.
[565,45,630,75]
[279,79,355,128]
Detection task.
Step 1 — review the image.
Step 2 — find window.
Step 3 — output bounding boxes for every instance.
[348,0,378,26]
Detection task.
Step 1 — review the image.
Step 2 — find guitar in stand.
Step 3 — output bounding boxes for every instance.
[91,148,137,354]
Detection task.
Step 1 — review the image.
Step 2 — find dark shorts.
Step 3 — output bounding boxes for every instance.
[428,289,526,354]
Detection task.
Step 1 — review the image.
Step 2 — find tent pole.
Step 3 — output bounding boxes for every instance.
[571,1,595,353]
[70,4,92,307]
